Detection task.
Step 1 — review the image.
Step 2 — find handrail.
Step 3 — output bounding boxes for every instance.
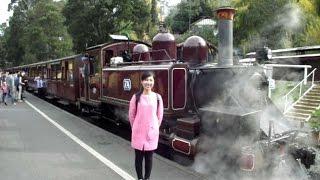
[283,68,317,114]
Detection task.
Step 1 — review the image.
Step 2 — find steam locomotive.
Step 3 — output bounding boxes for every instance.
[7,7,316,175]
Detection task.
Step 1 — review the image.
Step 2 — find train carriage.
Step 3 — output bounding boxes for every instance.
[46,55,82,104]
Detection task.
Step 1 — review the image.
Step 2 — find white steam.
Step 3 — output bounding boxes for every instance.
[274,3,303,32]
[243,2,305,50]
[191,67,310,180]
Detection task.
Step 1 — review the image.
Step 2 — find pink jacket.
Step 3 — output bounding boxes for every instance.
[129,92,164,151]
[1,84,8,93]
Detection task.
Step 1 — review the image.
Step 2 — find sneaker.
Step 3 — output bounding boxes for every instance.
[13,103,16,105]
[4,102,7,106]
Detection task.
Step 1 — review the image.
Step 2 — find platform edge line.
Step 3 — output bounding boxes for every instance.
[25,100,135,180]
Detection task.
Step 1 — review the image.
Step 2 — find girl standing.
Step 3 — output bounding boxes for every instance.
[129,71,163,180]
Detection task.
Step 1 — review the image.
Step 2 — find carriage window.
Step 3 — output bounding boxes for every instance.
[61,63,66,80]
[88,55,100,76]
[57,62,62,80]
[67,61,74,82]
[94,55,100,75]
[37,67,42,77]
[51,64,61,80]
[57,69,62,80]
[42,66,46,78]
[50,65,56,80]
[43,67,47,79]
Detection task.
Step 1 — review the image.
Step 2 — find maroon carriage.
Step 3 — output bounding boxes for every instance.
[45,55,82,104]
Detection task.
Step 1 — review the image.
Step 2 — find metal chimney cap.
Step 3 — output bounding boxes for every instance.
[215,7,236,20]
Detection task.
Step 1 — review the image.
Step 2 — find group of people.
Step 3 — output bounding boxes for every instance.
[0,71,26,105]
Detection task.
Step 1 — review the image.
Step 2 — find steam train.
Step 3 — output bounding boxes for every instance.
[7,7,316,175]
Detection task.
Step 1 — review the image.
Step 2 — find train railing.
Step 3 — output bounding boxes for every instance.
[283,68,317,114]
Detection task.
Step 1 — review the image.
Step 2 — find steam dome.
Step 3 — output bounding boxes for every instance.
[152,32,177,61]
[133,44,149,53]
[153,32,175,42]
[182,36,208,64]
[132,44,150,61]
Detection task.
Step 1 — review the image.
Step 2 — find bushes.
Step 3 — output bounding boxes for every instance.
[310,109,320,132]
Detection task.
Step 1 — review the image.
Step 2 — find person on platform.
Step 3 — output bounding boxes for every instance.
[17,72,25,102]
[1,81,9,105]
[128,71,163,180]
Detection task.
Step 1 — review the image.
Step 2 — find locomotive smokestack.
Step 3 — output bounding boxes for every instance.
[216,7,236,66]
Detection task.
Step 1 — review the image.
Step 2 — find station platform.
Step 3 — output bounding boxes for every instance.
[0,93,204,180]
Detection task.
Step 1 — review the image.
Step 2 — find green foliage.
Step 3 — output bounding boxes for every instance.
[235,0,300,51]
[5,6,27,66]
[310,110,320,132]
[165,0,217,34]
[2,0,158,66]
[166,0,320,54]
[150,0,158,25]
[22,0,73,64]
[63,0,152,52]
[303,17,320,45]
[3,0,73,66]
[0,24,8,67]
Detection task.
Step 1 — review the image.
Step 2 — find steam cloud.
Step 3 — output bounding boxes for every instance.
[242,2,304,50]
[191,66,311,179]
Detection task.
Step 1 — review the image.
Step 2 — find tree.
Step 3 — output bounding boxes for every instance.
[0,24,8,67]
[166,0,320,53]
[234,0,320,51]
[4,0,73,65]
[63,0,151,52]
[165,0,220,34]
[151,0,158,25]
[5,3,28,66]
[22,0,73,64]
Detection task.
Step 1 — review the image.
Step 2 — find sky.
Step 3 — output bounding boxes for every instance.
[0,0,12,24]
[0,0,182,25]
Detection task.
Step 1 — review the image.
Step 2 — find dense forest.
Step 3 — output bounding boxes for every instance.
[0,0,320,67]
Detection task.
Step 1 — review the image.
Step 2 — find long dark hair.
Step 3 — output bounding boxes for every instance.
[135,71,155,104]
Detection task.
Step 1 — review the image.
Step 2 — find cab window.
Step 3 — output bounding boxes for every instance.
[103,50,114,66]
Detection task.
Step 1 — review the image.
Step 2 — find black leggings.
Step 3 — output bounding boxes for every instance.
[135,149,153,179]
[2,92,7,103]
